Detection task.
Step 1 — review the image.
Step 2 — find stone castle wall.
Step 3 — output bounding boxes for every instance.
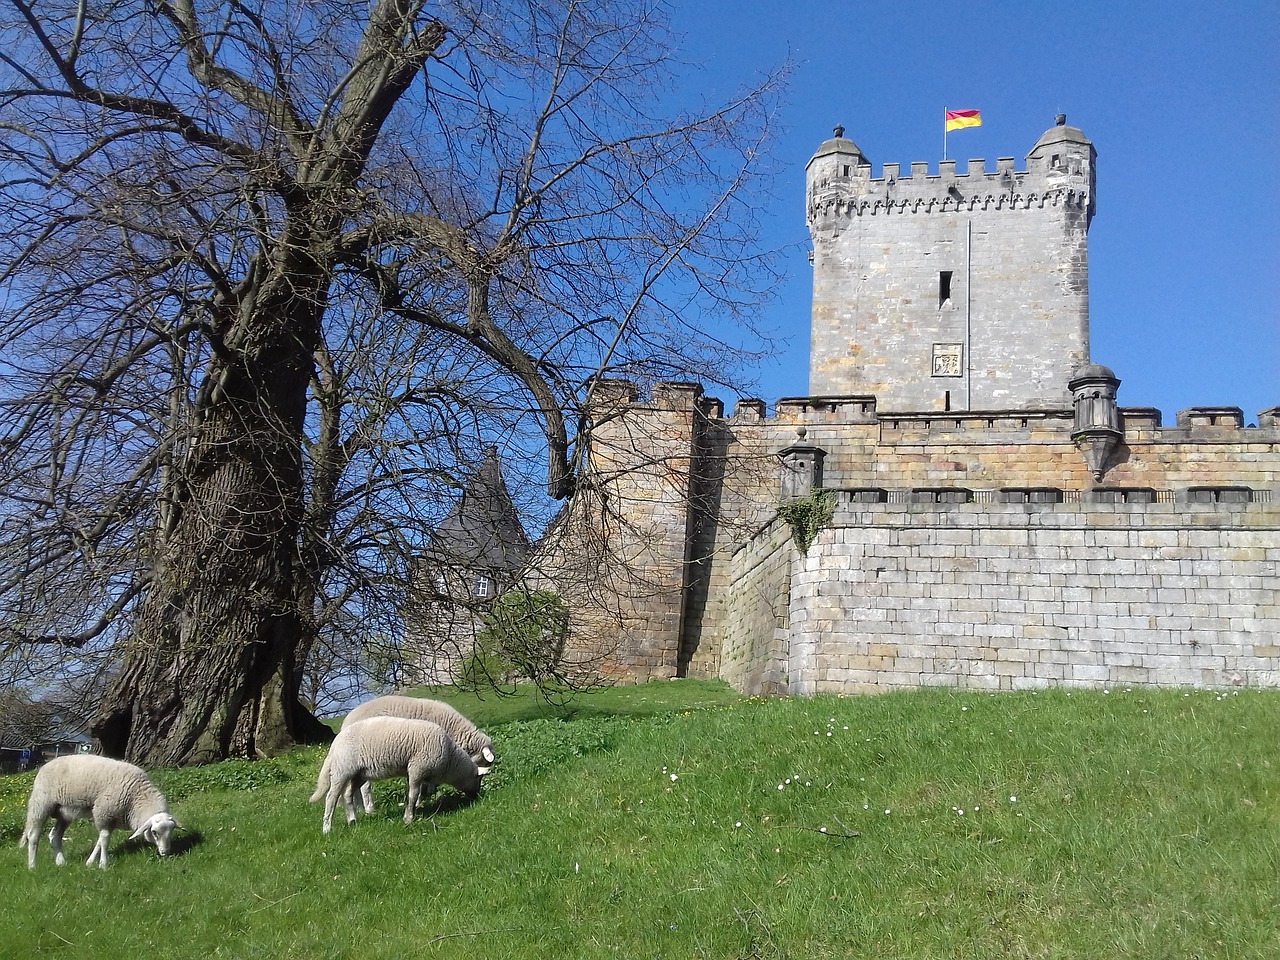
[565,383,1280,691]
[721,492,1279,694]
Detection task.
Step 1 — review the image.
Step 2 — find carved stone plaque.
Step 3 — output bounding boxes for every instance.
[932,343,962,377]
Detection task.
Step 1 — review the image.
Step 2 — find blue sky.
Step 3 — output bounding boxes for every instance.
[671,0,1279,424]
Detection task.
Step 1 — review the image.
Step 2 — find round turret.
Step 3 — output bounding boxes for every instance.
[1026,113,1096,221]
[805,124,869,172]
[805,124,871,221]
[1027,113,1094,156]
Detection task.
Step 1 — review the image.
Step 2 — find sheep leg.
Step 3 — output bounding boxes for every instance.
[87,828,110,869]
[48,818,68,866]
[23,817,45,870]
[342,778,362,824]
[322,783,344,834]
[360,781,375,814]
[404,774,437,825]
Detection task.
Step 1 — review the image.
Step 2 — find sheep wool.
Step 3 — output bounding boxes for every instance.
[19,754,179,869]
[341,695,496,815]
[343,695,496,767]
[311,717,489,834]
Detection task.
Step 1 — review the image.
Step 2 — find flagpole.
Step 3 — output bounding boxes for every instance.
[943,107,948,161]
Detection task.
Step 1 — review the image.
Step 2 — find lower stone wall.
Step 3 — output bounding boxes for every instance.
[720,519,794,693]
[721,492,1280,694]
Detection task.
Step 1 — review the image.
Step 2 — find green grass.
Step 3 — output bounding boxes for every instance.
[2,681,1278,959]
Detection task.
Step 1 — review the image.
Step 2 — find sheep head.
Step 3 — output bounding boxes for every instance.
[129,813,180,855]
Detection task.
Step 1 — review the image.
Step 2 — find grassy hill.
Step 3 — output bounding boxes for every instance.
[2,680,1278,959]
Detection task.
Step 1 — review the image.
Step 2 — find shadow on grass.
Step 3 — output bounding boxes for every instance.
[120,826,204,860]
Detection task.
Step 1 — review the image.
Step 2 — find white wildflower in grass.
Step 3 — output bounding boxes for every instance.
[819,826,827,833]
[777,784,785,791]
[1009,795,1017,803]
[884,809,891,815]
[670,774,678,782]
[735,821,742,828]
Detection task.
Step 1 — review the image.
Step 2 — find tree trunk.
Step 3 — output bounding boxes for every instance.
[93,286,332,765]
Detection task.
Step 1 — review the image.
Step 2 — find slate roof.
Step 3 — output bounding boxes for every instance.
[428,447,530,573]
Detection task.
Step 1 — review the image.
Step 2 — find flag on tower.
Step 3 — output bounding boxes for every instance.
[945,109,982,131]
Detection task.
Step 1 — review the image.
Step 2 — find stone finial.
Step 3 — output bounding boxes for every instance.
[1056,113,1067,126]
[833,124,845,139]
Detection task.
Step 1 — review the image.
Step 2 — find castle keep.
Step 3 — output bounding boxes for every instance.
[559,116,1279,695]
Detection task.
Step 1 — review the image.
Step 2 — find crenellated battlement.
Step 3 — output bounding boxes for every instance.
[595,378,1280,442]
[806,155,1093,224]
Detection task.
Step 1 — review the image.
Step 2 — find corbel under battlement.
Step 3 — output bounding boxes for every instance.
[806,154,1094,223]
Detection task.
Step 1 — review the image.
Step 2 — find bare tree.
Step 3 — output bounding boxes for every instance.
[0,0,783,764]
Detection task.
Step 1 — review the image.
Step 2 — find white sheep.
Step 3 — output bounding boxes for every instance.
[310,716,491,834]
[341,695,496,813]
[19,755,180,869]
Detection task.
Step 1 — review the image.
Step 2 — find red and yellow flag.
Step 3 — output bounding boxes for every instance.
[945,109,982,131]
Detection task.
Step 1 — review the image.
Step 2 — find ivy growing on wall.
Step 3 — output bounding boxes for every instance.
[777,488,836,554]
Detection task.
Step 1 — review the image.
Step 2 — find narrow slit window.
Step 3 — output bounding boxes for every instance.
[939,271,953,307]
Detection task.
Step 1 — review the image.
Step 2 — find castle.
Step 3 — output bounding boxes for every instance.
[543,115,1279,694]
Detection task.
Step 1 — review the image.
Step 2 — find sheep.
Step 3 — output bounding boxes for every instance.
[19,755,180,869]
[340,695,496,814]
[310,716,491,834]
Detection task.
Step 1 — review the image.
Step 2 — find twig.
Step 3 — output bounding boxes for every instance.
[426,928,528,944]
[247,891,301,914]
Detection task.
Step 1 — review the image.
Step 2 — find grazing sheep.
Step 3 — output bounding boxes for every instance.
[19,755,179,869]
[341,695,495,813]
[310,716,490,833]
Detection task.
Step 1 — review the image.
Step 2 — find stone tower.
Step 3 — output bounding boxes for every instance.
[806,115,1095,410]
[403,447,531,684]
